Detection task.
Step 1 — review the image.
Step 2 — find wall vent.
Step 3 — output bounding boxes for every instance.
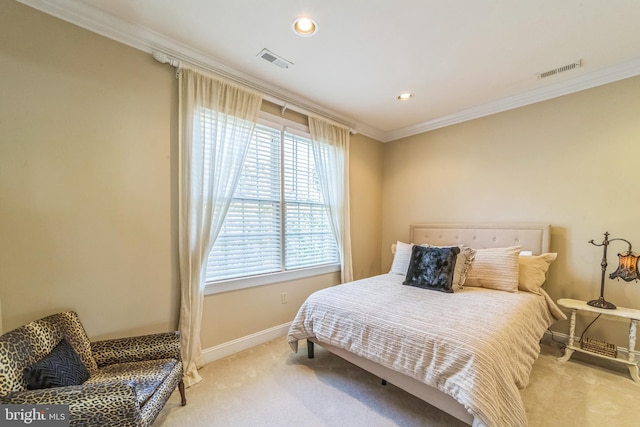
[257,48,293,69]
[537,59,582,79]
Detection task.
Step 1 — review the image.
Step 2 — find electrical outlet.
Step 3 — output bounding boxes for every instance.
[281,292,287,304]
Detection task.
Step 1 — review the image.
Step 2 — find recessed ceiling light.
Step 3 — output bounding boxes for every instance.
[397,92,414,101]
[292,16,318,36]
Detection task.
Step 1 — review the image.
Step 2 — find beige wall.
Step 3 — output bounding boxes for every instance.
[349,133,384,280]
[0,2,180,339]
[0,2,384,348]
[382,75,640,346]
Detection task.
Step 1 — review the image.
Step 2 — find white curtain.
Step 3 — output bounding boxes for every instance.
[309,116,353,283]
[178,67,262,386]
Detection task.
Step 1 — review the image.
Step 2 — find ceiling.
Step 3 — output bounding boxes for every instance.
[20,0,640,142]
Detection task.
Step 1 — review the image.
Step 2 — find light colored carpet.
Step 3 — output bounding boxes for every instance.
[155,338,639,427]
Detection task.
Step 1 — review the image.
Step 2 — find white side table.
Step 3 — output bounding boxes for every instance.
[557,298,640,383]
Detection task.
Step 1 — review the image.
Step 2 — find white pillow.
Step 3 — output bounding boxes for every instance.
[422,244,476,290]
[518,253,557,294]
[389,241,413,275]
[464,246,522,292]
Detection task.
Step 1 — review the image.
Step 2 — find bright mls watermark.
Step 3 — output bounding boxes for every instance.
[0,405,69,426]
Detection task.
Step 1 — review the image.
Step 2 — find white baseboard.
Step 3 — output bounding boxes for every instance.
[542,330,631,358]
[200,322,292,366]
[200,327,634,368]
[542,329,569,344]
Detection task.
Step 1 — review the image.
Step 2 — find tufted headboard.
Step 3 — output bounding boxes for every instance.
[410,223,550,255]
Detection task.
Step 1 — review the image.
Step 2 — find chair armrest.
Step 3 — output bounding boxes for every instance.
[0,382,142,427]
[91,331,181,367]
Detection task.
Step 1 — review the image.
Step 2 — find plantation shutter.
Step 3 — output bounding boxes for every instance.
[206,121,339,283]
[206,124,282,280]
[283,131,339,269]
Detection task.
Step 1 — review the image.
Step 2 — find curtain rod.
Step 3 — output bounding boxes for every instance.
[152,51,357,134]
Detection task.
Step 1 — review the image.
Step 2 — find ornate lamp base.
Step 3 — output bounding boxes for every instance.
[587,297,617,310]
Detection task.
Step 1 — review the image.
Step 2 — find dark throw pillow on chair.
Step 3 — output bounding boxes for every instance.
[23,338,90,390]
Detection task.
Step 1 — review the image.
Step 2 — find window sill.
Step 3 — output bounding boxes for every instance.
[204,264,341,295]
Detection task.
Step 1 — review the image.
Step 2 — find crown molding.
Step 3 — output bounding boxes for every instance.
[18,0,388,142]
[18,0,640,144]
[384,58,640,142]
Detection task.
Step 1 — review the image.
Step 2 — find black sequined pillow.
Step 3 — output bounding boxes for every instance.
[23,338,90,390]
[403,245,460,293]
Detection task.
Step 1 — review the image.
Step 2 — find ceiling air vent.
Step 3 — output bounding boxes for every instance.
[257,48,293,69]
[537,59,582,79]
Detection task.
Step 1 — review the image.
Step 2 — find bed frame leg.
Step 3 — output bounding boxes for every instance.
[307,340,315,359]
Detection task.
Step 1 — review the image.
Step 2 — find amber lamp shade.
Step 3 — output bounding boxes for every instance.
[609,252,640,282]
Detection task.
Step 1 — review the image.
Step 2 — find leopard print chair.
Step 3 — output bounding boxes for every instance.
[0,311,186,426]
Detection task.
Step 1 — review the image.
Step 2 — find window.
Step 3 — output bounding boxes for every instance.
[205,115,339,293]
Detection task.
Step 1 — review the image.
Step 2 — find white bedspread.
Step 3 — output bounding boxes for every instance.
[287,274,559,427]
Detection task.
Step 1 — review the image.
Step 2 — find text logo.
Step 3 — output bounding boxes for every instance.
[0,405,69,426]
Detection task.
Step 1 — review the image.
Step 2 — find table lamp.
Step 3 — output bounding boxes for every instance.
[588,232,640,309]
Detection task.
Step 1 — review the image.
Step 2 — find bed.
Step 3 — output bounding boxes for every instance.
[287,223,565,427]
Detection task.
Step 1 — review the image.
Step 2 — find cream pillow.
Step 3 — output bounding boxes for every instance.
[465,246,521,292]
[518,253,558,294]
[389,241,413,275]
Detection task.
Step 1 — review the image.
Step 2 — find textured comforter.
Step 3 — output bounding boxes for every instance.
[287,274,559,427]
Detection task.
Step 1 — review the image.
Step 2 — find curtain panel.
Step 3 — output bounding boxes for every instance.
[178,67,262,386]
[309,116,353,283]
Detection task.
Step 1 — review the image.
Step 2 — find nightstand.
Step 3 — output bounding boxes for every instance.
[557,298,640,383]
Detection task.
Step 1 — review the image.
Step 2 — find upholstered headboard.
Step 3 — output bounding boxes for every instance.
[410,223,550,255]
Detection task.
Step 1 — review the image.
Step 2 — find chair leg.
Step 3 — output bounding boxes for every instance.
[178,379,187,406]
